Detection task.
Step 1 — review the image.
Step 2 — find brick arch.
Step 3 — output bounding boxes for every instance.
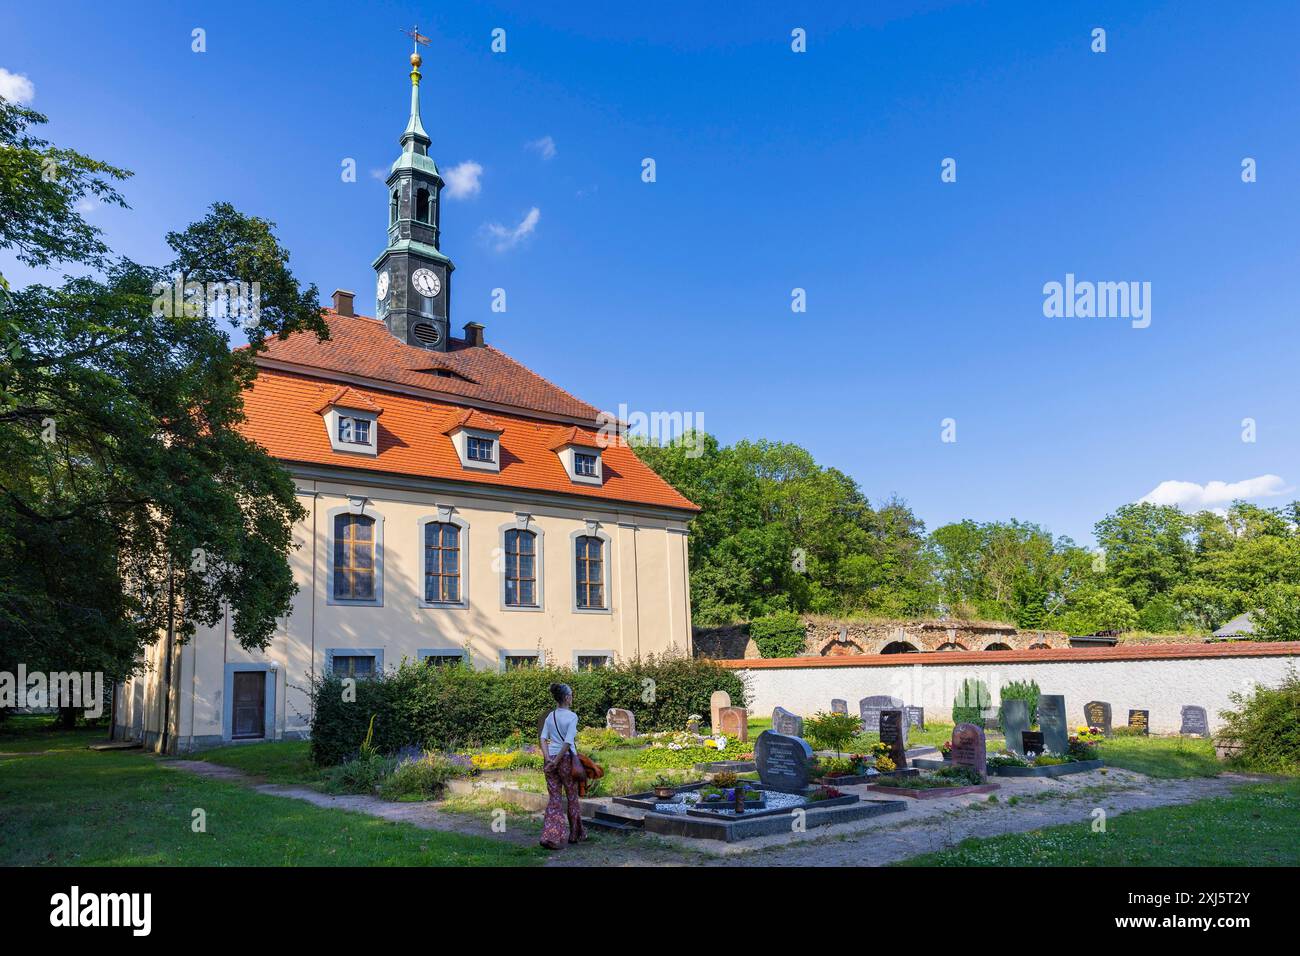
[982,641,1014,651]
[880,640,920,655]
[936,641,968,651]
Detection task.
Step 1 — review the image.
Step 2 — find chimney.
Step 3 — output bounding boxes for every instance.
[331,289,355,317]
[463,322,485,347]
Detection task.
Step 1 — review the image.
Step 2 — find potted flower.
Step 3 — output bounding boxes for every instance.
[651,774,676,799]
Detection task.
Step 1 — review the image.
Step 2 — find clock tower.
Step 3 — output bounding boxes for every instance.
[372,42,454,351]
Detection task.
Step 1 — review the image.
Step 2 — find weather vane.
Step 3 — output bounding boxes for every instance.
[402,25,432,51]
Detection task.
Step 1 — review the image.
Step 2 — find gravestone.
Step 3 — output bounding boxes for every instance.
[772,706,804,738]
[1022,730,1045,755]
[906,705,925,730]
[879,709,909,770]
[686,716,701,734]
[831,698,848,715]
[950,722,988,780]
[605,707,636,738]
[1002,698,1030,756]
[1038,694,1068,755]
[710,690,731,730]
[754,730,813,793]
[1127,709,1149,736]
[859,695,904,734]
[1083,700,1113,736]
[717,706,748,742]
[1180,705,1209,737]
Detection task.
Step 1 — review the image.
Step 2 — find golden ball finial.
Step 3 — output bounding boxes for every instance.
[410,52,422,68]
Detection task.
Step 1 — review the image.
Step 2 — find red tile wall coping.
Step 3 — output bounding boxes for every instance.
[714,641,1300,669]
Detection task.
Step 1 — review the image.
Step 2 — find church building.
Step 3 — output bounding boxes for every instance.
[114,49,698,751]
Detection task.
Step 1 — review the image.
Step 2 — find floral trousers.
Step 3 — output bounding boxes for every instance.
[540,753,585,849]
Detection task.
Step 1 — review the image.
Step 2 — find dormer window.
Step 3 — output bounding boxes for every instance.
[317,387,382,456]
[442,409,504,473]
[550,427,605,486]
[338,416,371,446]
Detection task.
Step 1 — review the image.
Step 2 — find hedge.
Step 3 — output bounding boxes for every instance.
[309,654,747,766]
[748,612,807,658]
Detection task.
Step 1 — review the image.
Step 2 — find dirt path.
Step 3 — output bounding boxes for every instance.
[165,759,1255,867]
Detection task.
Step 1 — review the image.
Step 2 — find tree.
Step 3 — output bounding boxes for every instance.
[0,98,328,727]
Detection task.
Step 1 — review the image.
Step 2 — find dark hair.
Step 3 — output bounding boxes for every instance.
[549,682,571,705]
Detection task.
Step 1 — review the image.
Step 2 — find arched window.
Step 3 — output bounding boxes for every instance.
[985,642,1013,651]
[389,189,399,225]
[423,522,461,603]
[504,529,537,607]
[415,187,431,224]
[333,514,375,601]
[575,535,605,609]
[880,641,919,655]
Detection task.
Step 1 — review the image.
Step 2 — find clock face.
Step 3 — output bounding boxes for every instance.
[411,268,441,298]
[375,270,389,301]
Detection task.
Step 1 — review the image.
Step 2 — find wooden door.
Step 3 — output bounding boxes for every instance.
[232,671,265,739]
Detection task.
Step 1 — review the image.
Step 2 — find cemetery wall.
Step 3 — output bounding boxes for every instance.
[724,642,1300,734]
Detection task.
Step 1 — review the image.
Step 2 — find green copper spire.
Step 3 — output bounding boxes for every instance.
[401,50,431,153]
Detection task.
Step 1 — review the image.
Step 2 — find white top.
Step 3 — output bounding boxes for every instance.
[541,707,578,758]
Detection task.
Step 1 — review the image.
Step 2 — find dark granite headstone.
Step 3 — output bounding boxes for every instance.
[879,709,908,770]
[831,698,848,715]
[1002,699,1030,756]
[754,730,813,793]
[1180,705,1209,737]
[1022,730,1045,755]
[905,705,925,730]
[709,690,731,730]
[718,706,748,742]
[950,722,988,780]
[606,707,636,738]
[859,695,904,734]
[1038,694,1068,755]
[772,706,804,738]
[1128,709,1149,735]
[1083,700,1113,736]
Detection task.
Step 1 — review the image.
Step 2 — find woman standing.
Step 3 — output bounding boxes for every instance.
[539,682,586,849]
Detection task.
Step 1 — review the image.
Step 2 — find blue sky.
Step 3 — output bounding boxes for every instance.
[3,1,1298,545]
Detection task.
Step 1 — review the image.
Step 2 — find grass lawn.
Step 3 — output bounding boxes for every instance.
[0,727,542,866]
[898,779,1300,866]
[1094,734,1219,778]
[198,739,325,786]
[0,716,108,753]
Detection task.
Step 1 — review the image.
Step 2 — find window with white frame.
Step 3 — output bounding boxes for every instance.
[574,452,598,477]
[338,415,371,446]
[467,435,495,462]
[423,521,461,603]
[504,528,538,607]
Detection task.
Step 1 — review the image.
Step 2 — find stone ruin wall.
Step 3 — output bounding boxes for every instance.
[693,618,1068,660]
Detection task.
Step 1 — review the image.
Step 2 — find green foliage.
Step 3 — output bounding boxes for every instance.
[952,678,991,726]
[576,727,637,751]
[1251,583,1300,641]
[998,679,1040,731]
[805,711,862,755]
[1219,670,1300,774]
[633,738,751,770]
[321,751,394,794]
[379,752,470,801]
[748,611,807,658]
[309,655,746,766]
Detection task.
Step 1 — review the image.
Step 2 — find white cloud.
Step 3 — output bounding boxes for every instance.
[75,198,99,214]
[525,135,557,160]
[0,68,36,105]
[480,206,540,252]
[443,160,483,199]
[1138,474,1289,510]
[369,167,388,182]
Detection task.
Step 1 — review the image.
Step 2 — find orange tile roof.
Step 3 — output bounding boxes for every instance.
[315,385,384,415]
[548,425,606,451]
[256,310,601,421]
[441,408,504,434]
[239,369,699,512]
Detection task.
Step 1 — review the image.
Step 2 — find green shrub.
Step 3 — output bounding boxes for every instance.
[952,678,991,726]
[1219,670,1300,774]
[309,653,746,766]
[322,751,394,794]
[1111,725,1144,737]
[379,752,468,800]
[998,679,1040,732]
[805,711,862,755]
[577,726,637,751]
[748,612,807,658]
